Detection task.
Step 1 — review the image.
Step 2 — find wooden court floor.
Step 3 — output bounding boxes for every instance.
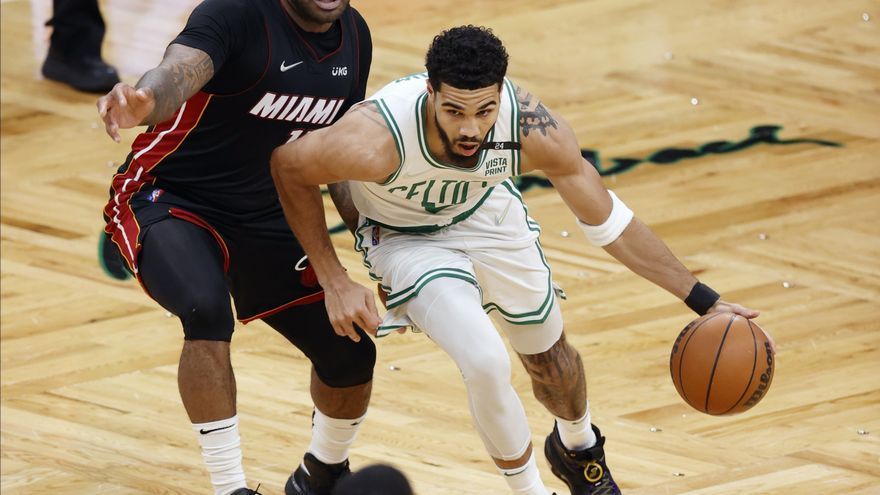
[2,0,879,493]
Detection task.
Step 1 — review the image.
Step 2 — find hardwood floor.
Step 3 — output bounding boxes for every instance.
[2,1,878,493]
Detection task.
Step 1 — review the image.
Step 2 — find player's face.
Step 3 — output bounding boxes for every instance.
[428,82,502,165]
[284,0,350,29]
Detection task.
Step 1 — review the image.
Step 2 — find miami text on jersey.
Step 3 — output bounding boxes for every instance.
[249,92,346,124]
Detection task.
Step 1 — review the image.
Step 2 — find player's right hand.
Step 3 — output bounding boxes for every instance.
[708,300,776,354]
[96,83,155,143]
[323,275,382,342]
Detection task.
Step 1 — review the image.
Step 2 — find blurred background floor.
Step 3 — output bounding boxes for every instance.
[1,0,878,493]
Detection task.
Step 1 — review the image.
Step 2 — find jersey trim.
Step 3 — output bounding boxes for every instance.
[503,78,522,176]
[283,1,348,63]
[500,180,541,233]
[375,99,406,185]
[482,241,555,325]
[238,290,325,324]
[103,92,213,273]
[384,268,479,309]
[414,92,495,171]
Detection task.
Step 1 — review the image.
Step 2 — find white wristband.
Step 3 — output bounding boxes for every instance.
[577,191,634,246]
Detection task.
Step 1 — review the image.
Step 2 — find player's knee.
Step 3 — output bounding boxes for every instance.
[179,294,235,341]
[460,344,511,391]
[313,335,377,387]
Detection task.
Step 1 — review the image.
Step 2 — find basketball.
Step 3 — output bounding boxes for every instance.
[670,312,774,415]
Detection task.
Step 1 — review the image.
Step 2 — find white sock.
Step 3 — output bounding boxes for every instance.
[555,404,597,451]
[307,407,365,465]
[192,415,247,495]
[498,451,551,495]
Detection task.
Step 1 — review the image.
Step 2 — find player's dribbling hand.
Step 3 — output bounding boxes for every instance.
[323,275,382,342]
[96,83,155,143]
[708,300,776,354]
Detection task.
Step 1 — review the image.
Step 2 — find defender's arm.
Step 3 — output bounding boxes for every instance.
[97,44,214,142]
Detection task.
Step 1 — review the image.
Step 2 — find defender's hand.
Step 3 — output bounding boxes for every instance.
[323,275,381,342]
[97,83,155,142]
[708,300,776,353]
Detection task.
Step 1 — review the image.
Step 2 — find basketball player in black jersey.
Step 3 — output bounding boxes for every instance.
[97,1,381,494]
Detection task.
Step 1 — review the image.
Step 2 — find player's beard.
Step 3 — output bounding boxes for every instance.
[284,0,349,26]
[435,114,485,167]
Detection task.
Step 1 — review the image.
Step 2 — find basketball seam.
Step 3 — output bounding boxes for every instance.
[676,312,724,410]
[721,320,760,415]
[704,315,736,413]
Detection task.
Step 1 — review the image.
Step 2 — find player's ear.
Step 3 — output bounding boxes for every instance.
[426,80,434,95]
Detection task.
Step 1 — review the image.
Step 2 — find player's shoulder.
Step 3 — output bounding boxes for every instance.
[370,72,428,99]
[511,82,579,172]
[337,102,400,169]
[348,5,370,29]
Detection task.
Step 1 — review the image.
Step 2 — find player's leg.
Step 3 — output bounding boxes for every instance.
[405,277,552,495]
[473,238,621,495]
[504,310,620,495]
[43,0,119,92]
[137,218,248,495]
[262,303,376,495]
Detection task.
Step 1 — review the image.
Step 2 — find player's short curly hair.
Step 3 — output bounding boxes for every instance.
[425,25,509,91]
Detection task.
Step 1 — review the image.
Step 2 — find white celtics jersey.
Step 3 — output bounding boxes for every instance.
[349,73,521,232]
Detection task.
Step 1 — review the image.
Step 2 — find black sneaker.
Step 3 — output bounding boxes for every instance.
[285,453,351,495]
[42,48,120,93]
[230,485,262,495]
[544,424,621,495]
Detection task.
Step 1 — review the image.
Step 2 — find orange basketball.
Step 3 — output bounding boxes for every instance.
[670,312,774,415]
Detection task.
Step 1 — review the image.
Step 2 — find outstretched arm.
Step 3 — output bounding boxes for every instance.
[271,103,398,340]
[97,44,214,142]
[516,85,770,344]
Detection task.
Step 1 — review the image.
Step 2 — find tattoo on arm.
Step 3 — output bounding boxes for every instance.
[136,46,214,124]
[516,85,558,137]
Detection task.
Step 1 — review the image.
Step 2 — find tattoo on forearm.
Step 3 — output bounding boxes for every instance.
[516,85,558,137]
[137,51,213,124]
[518,333,587,419]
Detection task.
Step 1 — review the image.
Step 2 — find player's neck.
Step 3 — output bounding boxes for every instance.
[280,0,335,33]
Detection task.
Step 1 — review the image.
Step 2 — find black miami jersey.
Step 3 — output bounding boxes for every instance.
[104,0,371,262]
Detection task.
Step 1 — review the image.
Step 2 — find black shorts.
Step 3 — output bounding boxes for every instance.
[105,186,321,322]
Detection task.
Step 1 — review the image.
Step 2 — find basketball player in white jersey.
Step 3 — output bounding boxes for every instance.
[271,25,772,495]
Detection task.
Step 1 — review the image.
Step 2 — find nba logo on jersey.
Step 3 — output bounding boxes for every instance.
[149,189,164,202]
[371,226,381,246]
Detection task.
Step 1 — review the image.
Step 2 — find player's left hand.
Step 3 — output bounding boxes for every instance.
[708,300,776,354]
[322,274,382,342]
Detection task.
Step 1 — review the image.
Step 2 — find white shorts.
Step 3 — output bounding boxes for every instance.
[354,181,563,340]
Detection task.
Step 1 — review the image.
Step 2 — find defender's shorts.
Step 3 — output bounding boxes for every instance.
[104,186,322,322]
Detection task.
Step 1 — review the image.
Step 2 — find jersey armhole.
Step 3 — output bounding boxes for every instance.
[503,78,522,177]
[374,99,406,185]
